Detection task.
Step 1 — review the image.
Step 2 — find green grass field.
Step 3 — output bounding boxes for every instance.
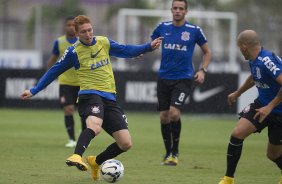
[0,108,279,184]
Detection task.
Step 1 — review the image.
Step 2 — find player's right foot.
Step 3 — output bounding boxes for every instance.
[161,153,173,166]
[170,153,179,166]
[218,176,234,184]
[86,156,100,181]
[65,139,77,148]
[278,175,282,184]
[66,154,88,171]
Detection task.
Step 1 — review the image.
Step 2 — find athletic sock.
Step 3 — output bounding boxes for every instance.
[161,123,172,156]
[81,117,87,131]
[171,119,181,155]
[65,115,75,141]
[273,155,282,170]
[74,128,95,156]
[96,143,124,165]
[225,136,244,177]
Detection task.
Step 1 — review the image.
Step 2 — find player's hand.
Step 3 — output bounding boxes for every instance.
[21,90,33,100]
[151,37,163,50]
[227,91,240,105]
[194,70,205,84]
[253,106,271,123]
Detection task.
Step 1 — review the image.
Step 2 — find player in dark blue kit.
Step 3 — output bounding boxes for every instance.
[218,30,282,184]
[151,0,212,166]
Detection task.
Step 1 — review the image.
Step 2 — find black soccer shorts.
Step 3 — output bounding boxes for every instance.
[239,99,282,145]
[78,94,128,135]
[157,78,193,111]
[59,84,80,107]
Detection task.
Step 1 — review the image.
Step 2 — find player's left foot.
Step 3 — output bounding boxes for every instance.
[278,175,282,184]
[161,153,173,166]
[65,139,77,148]
[170,153,179,166]
[66,154,88,171]
[218,176,234,184]
[86,156,100,181]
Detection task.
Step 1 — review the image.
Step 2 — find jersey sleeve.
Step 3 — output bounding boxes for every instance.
[108,39,153,58]
[196,26,208,47]
[30,46,78,95]
[52,40,60,56]
[151,23,161,40]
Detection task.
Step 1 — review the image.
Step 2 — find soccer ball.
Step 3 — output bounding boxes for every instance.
[100,159,124,183]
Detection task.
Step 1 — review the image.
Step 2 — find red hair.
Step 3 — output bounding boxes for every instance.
[74,15,91,32]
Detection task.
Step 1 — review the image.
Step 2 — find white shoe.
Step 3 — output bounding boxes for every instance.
[65,140,76,148]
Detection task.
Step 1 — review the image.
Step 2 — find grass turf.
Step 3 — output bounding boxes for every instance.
[0,108,278,184]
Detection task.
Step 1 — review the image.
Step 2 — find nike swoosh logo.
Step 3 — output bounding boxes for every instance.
[105,166,117,170]
[91,48,102,58]
[193,86,224,102]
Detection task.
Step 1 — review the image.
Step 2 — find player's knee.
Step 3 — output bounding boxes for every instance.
[64,106,75,115]
[87,124,102,135]
[119,139,132,151]
[170,113,180,122]
[231,127,246,139]
[160,113,169,124]
[169,111,180,122]
[267,151,281,161]
[168,107,180,122]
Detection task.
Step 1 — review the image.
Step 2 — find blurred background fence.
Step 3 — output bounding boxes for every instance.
[0,0,280,113]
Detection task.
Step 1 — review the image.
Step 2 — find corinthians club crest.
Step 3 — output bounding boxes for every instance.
[181,31,190,41]
[91,106,100,114]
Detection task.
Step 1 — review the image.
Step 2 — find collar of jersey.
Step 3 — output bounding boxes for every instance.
[79,37,97,46]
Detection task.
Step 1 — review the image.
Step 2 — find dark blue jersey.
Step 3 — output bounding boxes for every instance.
[151,21,207,80]
[30,37,153,101]
[249,48,282,114]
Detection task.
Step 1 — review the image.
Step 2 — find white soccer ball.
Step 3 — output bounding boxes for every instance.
[100,159,124,183]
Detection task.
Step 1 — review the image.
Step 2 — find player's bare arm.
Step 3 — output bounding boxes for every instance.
[254,74,282,122]
[227,74,255,105]
[194,43,212,84]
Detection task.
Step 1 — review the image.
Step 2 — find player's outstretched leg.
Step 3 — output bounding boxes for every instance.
[66,154,88,171]
[86,156,100,181]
